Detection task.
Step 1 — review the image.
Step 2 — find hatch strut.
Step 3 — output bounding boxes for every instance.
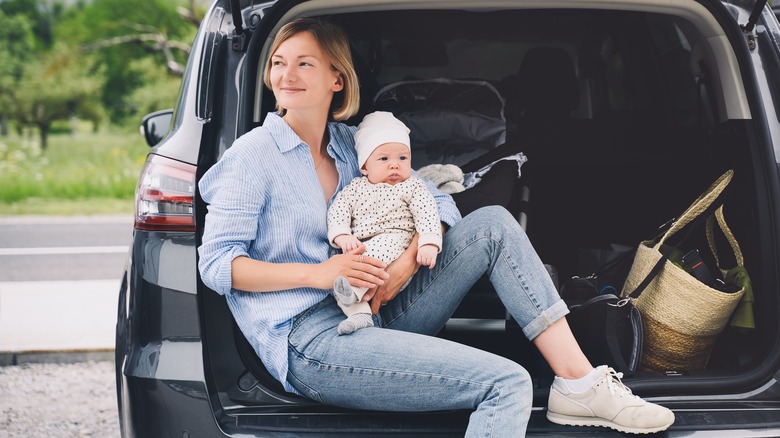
[742,0,769,50]
[229,0,247,51]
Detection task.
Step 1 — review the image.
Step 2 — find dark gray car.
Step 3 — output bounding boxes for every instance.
[117,0,780,435]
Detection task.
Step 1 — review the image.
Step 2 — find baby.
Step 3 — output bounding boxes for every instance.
[327,111,442,335]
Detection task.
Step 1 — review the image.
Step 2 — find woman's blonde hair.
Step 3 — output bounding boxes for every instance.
[263,18,360,121]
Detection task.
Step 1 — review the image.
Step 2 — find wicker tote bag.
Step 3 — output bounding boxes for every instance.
[620,170,747,372]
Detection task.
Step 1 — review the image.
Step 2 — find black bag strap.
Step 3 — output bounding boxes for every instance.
[605,300,631,372]
[625,250,670,299]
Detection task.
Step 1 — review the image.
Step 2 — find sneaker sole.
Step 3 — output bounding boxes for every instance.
[546,411,673,435]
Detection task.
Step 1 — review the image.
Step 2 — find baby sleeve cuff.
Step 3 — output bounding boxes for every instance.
[328,226,354,248]
[418,233,443,253]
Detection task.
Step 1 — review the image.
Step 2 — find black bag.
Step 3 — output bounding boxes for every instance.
[564,276,643,374]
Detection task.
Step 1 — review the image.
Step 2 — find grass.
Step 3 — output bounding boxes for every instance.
[0,197,135,215]
[0,123,149,216]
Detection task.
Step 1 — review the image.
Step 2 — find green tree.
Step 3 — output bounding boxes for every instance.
[125,57,182,117]
[0,10,34,136]
[13,46,104,150]
[55,0,199,122]
[0,0,67,50]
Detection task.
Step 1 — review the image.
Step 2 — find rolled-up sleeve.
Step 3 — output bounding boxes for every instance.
[198,150,265,296]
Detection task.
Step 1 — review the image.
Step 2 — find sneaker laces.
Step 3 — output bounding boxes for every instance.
[603,367,635,399]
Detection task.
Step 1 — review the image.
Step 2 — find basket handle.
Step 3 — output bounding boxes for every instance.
[706,205,745,269]
[655,170,733,248]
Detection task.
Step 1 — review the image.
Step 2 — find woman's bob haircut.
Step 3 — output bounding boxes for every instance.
[264,17,360,121]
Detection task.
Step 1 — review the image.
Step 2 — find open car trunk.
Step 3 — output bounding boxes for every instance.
[197,0,780,434]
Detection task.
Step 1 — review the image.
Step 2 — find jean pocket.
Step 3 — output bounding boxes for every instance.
[289,298,334,350]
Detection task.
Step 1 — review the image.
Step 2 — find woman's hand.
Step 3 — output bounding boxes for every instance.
[366,242,421,314]
[309,245,389,291]
[365,225,445,313]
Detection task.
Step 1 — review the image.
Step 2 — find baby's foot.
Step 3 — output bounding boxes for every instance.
[337,313,374,335]
[333,276,359,307]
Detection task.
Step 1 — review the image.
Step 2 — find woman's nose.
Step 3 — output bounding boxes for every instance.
[283,66,297,81]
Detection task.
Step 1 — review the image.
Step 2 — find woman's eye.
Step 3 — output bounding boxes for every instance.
[272,60,284,66]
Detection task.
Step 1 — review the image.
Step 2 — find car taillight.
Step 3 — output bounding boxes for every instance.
[135,154,197,232]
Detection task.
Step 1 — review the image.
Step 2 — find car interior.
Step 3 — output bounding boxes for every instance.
[198,2,777,418]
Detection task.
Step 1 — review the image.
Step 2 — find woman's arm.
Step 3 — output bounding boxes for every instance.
[231,250,389,292]
[198,138,388,295]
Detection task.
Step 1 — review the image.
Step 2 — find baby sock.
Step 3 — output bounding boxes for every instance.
[337,313,373,335]
[333,276,359,307]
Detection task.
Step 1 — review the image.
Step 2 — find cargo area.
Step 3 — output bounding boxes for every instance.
[200,2,780,425]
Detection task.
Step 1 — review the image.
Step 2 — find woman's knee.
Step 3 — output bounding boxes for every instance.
[493,362,534,413]
[462,206,528,241]
[508,362,533,393]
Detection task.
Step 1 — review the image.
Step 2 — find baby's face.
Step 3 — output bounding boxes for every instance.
[361,142,412,185]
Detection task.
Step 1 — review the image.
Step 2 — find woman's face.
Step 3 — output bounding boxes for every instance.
[361,142,412,185]
[269,31,344,116]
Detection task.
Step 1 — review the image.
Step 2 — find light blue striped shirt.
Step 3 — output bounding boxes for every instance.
[198,113,461,394]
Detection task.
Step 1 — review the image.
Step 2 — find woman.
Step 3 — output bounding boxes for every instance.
[197,17,674,436]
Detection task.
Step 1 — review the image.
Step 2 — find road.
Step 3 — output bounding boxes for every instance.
[0,215,133,281]
[0,215,128,436]
[0,214,132,352]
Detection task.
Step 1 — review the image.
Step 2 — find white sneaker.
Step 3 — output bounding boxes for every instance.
[547,366,675,434]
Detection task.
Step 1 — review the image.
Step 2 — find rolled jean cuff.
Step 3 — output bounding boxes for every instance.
[521,299,569,341]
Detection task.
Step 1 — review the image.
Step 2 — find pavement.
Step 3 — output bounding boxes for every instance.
[0,215,129,366]
[0,280,118,365]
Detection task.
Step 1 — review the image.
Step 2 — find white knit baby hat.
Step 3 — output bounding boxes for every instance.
[354,111,411,168]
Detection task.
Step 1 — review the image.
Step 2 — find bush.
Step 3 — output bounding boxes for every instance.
[0,123,148,206]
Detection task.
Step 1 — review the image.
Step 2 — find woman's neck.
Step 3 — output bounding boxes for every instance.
[283,111,329,154]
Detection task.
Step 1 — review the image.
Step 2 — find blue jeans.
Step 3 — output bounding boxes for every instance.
[287,206,569,437]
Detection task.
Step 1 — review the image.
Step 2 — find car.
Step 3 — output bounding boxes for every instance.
[116,0,780,435]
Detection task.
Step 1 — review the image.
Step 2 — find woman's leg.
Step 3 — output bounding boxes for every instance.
[379,205,591,378]
[286,299,533,437]
[532,317,592,379]
[380,205,673,433]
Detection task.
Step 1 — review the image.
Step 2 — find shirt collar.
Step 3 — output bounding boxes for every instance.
[264,112,302,154]
[264,112,349,163]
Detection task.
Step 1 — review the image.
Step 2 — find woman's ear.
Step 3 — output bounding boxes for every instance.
[332,73,345,92]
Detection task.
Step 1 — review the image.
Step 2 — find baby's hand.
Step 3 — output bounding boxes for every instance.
[416,244,438,268]
[334,234,362,252]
